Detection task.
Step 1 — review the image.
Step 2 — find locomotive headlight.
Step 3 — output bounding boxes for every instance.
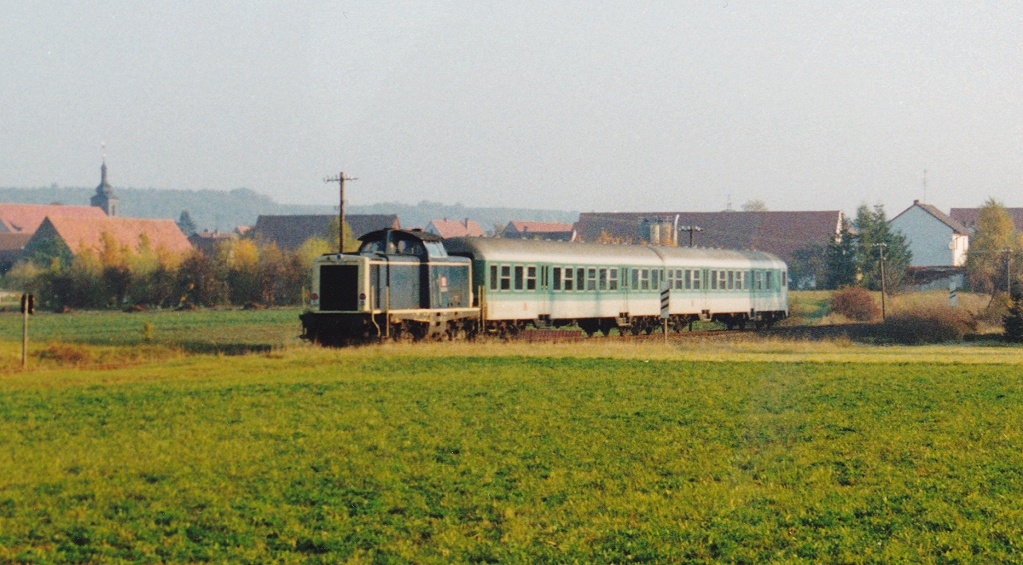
[310,293,319,300]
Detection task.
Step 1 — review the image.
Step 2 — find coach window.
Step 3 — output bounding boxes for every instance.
[727,271,734,290]
[586,268,597,291]
[553,267,562,290]
[526,266,537,291]
[674,269,684,290]
[500,266,512,290]
[564,267,574,291]
[490,265,498,290]
[782,271,788,287]
[651,269,660,290]
[684,269,692,290]
[631,269,639,290]
[765,271,773,290]
[639,269,650,290]
[667,269,675,289]
[513,266,524,290]
[754,271,763,290]
[609,268,619,290]
[710,270,717,290]
[598,268,608,291]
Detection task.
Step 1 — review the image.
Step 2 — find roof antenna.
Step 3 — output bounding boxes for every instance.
[922,169,927,203]
[725,194,733,211]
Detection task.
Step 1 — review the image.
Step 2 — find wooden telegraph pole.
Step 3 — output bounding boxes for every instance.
[324,172,357,253]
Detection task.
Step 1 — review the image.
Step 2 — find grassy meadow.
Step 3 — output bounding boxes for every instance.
[2,302,1023,562]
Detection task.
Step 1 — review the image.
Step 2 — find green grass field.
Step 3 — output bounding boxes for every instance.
[3,308,1023,562]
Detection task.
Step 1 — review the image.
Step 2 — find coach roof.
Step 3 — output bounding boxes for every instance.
[444,237,784,267]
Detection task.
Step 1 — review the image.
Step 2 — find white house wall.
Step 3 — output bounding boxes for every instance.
[890,206,962,267]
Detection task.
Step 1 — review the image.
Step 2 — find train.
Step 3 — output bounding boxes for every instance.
[299,228,788,345]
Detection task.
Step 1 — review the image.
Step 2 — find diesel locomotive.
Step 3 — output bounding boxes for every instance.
[300,228,788,345]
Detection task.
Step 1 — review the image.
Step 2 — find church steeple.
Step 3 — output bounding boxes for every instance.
[91,152,120,216]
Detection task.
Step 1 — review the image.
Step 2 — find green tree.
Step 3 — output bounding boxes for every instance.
[965,198,1022,294]
[326,218,359,253]
[177,210,198,237]
[824,221,858,289]
[789,243,828,289]
[853,204,911,292]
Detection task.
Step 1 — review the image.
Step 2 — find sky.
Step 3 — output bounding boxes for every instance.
[2,1,1021,216]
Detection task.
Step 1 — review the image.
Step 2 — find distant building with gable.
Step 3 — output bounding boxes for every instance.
[249,214,400,251]
[424,218,486,238]
[22,216,192,261]
[189,229,237,255]
[575,210,844,264]
[950,207,1023,233]
[502,221,575,241]
[0,203,107,234]
[890,200,969,268]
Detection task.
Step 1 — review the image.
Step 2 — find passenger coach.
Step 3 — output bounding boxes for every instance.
[444,238,788,336]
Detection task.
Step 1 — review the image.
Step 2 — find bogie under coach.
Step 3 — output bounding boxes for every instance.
[302,231,789,344]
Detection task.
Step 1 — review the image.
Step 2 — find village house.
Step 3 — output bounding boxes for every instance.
[424,218,486,238]
[22,216,192,261]
[501,221,576,241]
[249,214,400,251]
[890,200,969,291]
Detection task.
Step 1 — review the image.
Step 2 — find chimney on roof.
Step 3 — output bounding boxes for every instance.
[914,199,919,204]
[464,217,469,228]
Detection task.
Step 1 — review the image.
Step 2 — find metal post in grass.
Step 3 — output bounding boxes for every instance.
[873,243,887,321]
[20,293,33,369]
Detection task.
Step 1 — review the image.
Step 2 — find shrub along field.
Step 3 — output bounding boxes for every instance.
[3,327,1023,562]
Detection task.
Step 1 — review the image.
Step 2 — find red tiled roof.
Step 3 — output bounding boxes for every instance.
[504,221,574,234]
[249,214,400,250]
[0,204,107,233]
[35,216,192,257]
[950,208,1023,232]
[891,202,968,235]
[575,211,843,262]
[426,219,486,238]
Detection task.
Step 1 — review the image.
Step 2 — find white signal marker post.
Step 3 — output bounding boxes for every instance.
[660,286,670,343]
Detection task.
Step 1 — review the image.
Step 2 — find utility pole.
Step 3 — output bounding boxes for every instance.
[679,225,703,248]
[324,171,357,253]
[873,242,887,321]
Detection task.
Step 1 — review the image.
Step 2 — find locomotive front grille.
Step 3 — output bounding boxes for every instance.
[319,265,359,311]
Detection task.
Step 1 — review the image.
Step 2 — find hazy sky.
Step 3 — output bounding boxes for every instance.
[2,1,1021,215]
